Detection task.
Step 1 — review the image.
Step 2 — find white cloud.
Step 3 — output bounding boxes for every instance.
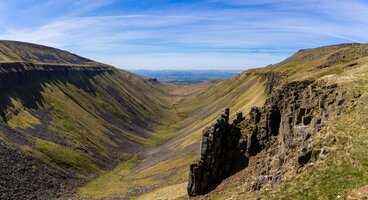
[0,0,367,69]
[98,53,285,70]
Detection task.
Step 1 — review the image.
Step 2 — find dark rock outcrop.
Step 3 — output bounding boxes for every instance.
[188,79,353,196]
[0,62,112,91]
[239,80,350,190]
[187,109,244,196]
[258,72,282,95]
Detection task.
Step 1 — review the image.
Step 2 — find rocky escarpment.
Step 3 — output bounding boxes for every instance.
[0,62,114,123]
[187,109,245,196]
[188,79,353,196]
[0,62,112,90]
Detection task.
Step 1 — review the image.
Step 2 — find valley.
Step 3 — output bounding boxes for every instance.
[1,41,368,200]
[130,70,241,85]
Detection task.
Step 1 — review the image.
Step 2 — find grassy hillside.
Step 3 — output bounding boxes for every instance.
[78,43,368,200]
[2,41,368,199]
[203,45,368,200]
[0,40,97,65]
[0,41,188,199]
[77,57,269,199]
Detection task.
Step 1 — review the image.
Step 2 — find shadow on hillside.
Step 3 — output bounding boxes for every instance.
[0,66,159,141]
[0,69,102,122]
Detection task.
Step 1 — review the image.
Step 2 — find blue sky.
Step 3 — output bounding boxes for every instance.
[0,0,367,70]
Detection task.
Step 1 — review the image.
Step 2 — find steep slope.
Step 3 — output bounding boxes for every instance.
[97,43,368,200]
[0,41,181,199]
[0,40,97,65]
[77,70,268,199]
[2,41,368,200]
[188,43,368,199]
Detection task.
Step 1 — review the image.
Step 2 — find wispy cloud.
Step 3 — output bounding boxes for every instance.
[0,0,367,70]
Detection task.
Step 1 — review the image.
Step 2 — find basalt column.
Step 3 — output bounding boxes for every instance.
[187,109,243,196]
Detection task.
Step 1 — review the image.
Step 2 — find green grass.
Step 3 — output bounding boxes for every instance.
[4,97,41,129]
[7,108,41,129]
[0,131,7,142]
[196,53,368,200]
[78,152,194,199]
[78,156,137,198]
[252,65,368,199]
[3,42,368,199]
[143,123,180,147]
[268,96,368,200]
[35,138,100,173]
[0,40,96,65]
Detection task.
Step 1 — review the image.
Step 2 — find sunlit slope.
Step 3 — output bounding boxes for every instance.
[79,60,269,199]
[0,41,178,199]
[0,40,98,65]
[2,41,368,199]
[206,44,368,199]
[96,43,368,199]
[0,67,175,171]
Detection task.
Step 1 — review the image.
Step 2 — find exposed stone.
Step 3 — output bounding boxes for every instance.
[298,149,312,167]
[187,109,242,196]
[0,141,81,200]
[188,78,354,196]
[0,62,111,91]
[233,112,244,124]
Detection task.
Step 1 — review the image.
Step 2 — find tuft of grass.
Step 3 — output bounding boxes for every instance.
[0,131,5,141]
[132,182,188,200]
[5,98,41,129]
[134,154,192,180]
[7,108,41,129]
[35,138,100,173]
[77,156,137,198]
[143,124,179,147]
[78,153,193,199]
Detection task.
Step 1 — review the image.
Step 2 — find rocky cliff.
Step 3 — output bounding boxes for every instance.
[188,78,354,196]
[187,109,244,196]
[0,62,112,90]
[0,62,114,124]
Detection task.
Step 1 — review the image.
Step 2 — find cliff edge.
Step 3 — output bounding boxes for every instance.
[188,79,355,196]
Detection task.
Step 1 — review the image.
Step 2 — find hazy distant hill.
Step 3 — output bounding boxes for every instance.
[130,70,241,85]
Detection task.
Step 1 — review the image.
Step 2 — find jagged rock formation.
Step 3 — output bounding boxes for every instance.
[238,80,350,190]
[187,109,244,196]
[188,79,352,196]
[258,72,283,95]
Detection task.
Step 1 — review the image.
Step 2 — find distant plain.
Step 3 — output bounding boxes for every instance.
[130,70,242,85]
